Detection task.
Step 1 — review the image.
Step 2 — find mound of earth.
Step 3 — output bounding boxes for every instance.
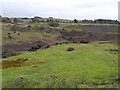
[67,47,75,51]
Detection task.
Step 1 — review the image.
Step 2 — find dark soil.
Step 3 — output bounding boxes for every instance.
[2,40,47,58]
[80,25,118,33]
[60,30,118,43]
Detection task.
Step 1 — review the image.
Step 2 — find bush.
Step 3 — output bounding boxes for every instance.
[27,25,31,30]
[80,40,89,44]
[13,18,18,23]
[2,17,11,23]
[48,22,59,27]
[67,47,75,51]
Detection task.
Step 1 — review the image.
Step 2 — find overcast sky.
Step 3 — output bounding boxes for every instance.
[0,0,119,20]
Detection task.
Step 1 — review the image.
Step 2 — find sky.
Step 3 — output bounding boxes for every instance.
[0,0,119,20]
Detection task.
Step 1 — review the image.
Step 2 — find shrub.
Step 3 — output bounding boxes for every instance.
[2,17,11,23]
[80,40,89,44]
[48,22,59,27]
[27,25,31,30]
[8,35,12,39]
[67,47,75,51]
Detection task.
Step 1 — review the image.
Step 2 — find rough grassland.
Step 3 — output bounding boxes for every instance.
[2,23,59,45]
[2,42,118,88]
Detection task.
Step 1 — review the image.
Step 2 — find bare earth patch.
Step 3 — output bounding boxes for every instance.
[2,58,28,69]
[2,58,47,69]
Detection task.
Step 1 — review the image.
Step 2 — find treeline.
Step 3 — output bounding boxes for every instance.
[79,19,119,24]
[0,15,119,24]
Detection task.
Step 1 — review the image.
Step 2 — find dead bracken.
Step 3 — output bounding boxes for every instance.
[2,58,28,69]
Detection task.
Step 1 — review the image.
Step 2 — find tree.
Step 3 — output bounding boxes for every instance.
[74,19,78,23]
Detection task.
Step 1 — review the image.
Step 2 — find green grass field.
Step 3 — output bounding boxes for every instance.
[2,42,118,88]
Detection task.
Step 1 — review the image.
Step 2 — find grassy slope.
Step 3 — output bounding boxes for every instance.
[2,42,118,88]
[2,23,118,45]
[2,23,59,45]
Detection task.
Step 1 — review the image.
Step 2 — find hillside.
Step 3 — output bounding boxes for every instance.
[2,42,118,88]
[2,21,119,88]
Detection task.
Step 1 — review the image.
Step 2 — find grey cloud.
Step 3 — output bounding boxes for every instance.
[1,0,119,20]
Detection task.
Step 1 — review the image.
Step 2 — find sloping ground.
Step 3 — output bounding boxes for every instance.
[2,23,118,58]
[2,40,47,58]
[60,30,118,42]
[3,40,47,51]
[3,29,118,58]
[2,43,118,88]
[2,37,63,58]
[80,24,118,33]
